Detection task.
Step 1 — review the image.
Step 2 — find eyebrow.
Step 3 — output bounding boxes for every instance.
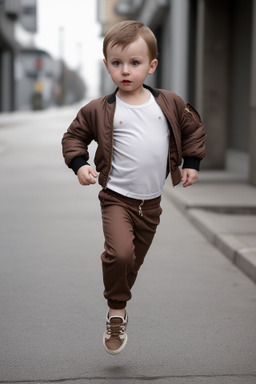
[110,56,143,60]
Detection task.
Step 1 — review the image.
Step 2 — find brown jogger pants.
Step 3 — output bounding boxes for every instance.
[98,188,162,310]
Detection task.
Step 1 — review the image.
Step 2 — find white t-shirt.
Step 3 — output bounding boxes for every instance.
[106,92,170,200]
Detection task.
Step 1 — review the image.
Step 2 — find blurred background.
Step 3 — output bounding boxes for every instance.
[0,0,256,185]
[1,3,256,380]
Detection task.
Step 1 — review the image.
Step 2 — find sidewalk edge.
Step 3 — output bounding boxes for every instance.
[166,191,256,284]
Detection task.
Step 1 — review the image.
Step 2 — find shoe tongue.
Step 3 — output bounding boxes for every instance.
[110,316,123,324]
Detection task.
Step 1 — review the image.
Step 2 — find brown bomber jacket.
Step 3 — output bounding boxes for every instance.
[62,84,206,187]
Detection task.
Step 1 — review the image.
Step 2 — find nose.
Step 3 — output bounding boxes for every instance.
[122,64,130,75]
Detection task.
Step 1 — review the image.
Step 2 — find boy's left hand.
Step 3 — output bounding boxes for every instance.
[181,168,198,188]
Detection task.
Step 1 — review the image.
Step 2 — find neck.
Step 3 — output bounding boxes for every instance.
[117,87,150,105]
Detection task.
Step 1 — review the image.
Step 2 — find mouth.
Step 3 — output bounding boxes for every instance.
[121,80,131,85]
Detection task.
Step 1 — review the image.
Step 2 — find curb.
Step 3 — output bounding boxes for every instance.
[165,190,256,285]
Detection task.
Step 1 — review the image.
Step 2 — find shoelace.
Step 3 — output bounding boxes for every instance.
[106,322,125,337]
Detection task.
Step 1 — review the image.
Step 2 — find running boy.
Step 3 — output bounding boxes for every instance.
[62,20,206,355]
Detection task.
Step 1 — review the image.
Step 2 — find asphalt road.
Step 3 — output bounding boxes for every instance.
[0,105,256,384]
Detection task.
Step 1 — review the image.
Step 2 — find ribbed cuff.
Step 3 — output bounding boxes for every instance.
[182,157,201,171]
[70,156,89,174]
[108,299,127,310]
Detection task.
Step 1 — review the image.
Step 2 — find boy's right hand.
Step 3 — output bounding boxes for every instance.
[77,165,98,186]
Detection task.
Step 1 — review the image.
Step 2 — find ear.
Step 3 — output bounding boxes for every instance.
[103,58,110,74]
[148,59,158,75]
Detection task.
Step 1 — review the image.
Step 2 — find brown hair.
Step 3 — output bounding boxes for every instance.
[103,20,158,62]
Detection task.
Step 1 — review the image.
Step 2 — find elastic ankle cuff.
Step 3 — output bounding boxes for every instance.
[108,300,126,310]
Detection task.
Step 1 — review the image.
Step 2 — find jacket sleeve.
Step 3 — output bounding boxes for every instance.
[61,106,94,171]
[180,103,206,170]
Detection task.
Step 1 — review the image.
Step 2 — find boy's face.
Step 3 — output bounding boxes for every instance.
[103,36,158,96]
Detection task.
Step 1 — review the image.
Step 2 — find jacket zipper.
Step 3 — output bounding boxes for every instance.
[104,106,115,188]
[105,132,113,187]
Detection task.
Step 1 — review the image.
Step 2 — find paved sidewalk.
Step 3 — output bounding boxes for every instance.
[1,108,256,383]
[165,171,256,284]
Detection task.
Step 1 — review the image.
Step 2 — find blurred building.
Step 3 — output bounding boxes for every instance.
[0,0,37,111]
[97,0,256,186]
[16,48,59,110]
[0,0,86,112]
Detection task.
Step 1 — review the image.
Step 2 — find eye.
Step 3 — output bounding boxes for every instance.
[112,61,120,66]
[132,60,140,66]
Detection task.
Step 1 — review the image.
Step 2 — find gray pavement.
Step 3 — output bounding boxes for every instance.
[0,106,256,384]
[166,173,256,284]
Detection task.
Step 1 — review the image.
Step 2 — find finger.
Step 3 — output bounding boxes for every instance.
[90,169,98,178]
[183,176,197,187]
[87,171,97,183]
[182,180,190,187]
[78,175,91,186]
[181,170,188,182]
[88,176,96,184]
[182,174,191,187]
[79,178,90,186]
[82,174,97,185]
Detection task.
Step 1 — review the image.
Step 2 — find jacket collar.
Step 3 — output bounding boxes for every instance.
[106,84,160,104]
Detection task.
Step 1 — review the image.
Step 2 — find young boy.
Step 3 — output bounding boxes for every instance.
[62,20,206,355]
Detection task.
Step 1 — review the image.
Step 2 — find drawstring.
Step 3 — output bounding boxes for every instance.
[138,200,144,217]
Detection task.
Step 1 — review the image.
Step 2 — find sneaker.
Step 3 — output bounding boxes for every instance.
[103,312,128,355]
